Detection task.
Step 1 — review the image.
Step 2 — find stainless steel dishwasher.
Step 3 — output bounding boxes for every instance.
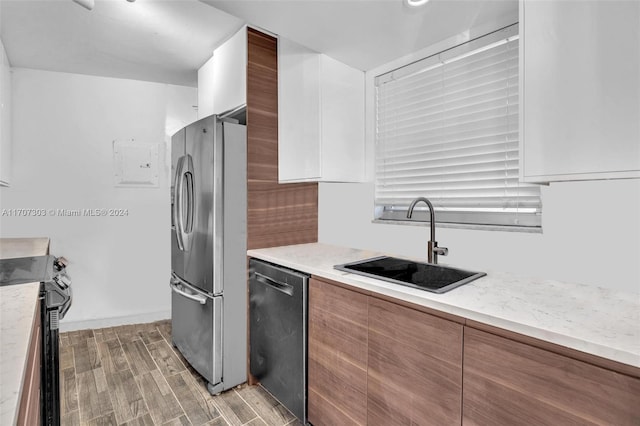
[249,258,308,424]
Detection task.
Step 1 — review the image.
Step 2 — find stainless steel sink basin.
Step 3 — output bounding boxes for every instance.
[334,256,486,294]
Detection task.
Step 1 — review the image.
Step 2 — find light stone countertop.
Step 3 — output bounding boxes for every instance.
[0,237,50,260]
[248,242,640,368]
[0,238,49,426]
[0,283,41,426]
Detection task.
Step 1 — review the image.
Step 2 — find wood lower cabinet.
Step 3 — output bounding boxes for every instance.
[307,276,640,425]
[368,298,463,425]
[308,278,368,425]
[463,327,640,426]
[17,300,41,426]
[308,277,463,426]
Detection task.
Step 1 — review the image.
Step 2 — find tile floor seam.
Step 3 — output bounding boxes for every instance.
[70,337,83,425]
[207,391,232,426]
[115,330,154,425]
[155,322,230,426]
[152,323,201,426]
[93,336,120,426]
[139,326,192,425]
[234,387,262,425]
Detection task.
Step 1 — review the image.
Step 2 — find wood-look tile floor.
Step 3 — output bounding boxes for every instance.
[59,321,300,426]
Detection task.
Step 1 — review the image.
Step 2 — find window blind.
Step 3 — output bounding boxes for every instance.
[375,24,541,228]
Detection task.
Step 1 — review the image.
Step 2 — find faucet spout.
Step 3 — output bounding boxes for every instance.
[406,197,448,264]
[407,197,436,242]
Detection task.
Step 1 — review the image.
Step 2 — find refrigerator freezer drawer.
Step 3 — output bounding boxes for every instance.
[171,281,222,387]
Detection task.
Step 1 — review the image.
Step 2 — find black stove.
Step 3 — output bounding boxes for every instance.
[0,255,64,286]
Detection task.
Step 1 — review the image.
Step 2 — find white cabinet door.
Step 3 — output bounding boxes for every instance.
[197,27,247,119]
[0,39,11,186]
[197,55,215,119]
[278,37,365,183]
[319,55,365,182]
[212,28,247,115]
[520,0,640,182]
[278,37,322,181]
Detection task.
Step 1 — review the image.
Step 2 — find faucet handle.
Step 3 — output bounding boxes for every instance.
[434,246,448,256]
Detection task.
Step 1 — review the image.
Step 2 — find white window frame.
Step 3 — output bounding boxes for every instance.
[372,24,542,231]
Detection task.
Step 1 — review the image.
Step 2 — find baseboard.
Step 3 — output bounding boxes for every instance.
[59,310,171,332]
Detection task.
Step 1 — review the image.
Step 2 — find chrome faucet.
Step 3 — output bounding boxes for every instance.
[407,197,448,264]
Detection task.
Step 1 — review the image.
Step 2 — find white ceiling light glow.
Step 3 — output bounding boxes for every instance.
[405,0,429,7]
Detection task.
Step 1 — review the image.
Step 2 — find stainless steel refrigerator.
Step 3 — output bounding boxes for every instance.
[170,114,247,395]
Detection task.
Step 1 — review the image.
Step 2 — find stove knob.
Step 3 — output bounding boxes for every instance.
[55,275,71,289]
[54,257,69,271]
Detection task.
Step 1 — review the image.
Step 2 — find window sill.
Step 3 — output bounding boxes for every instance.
[372,219,543,234]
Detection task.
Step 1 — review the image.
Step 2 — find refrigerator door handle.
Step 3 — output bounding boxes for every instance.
[178,154,195,250]
[170,275,207,305]
[173,156,186,251]
[255,272,294,296]
[183,154,195,235]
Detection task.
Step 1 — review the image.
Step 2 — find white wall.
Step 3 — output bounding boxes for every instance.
[0,68,197,329]
[319,179,640,293]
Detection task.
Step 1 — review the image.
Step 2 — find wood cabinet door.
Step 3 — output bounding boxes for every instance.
[308,278,368,425]
[17,301,41,426]
[367,297,463,426]
[463,327,640,425]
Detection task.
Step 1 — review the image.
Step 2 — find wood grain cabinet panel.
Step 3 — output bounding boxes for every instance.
[367,297,463,426]
[246,28,318,250]
[463,327,640,426]
[308,278,368,426]
[17,300,41,426]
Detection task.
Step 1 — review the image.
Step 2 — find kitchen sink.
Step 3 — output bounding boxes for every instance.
[334,256,486,294]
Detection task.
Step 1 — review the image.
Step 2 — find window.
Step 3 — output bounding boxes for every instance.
[375,24,541,229]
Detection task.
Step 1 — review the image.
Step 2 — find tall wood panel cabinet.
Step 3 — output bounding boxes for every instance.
[246,28,318,250]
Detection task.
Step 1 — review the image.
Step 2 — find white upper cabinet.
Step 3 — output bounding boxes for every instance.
[197,55,215,119]
[197,27,247,119]
[0,38,11,186]
[278,37,365,183]
[213,28,247,115]
[520,0,640,183]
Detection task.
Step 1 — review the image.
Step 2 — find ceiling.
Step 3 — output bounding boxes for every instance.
[0,0,518,87]
[0,0,243,87]
[204,0,518,72]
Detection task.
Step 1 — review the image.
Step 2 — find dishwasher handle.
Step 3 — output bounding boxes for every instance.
[254,272,294,296]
